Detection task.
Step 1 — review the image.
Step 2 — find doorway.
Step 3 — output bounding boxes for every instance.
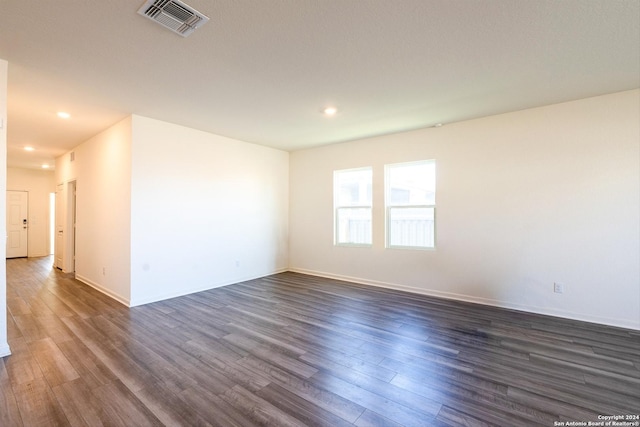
[6,190,28,258]
[67,180,76,273]
[54,181,76,272]
[49,192,55,255]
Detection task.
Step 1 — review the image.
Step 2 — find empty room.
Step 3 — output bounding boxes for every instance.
[0,1,639,426]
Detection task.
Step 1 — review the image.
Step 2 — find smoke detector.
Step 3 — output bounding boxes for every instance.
[137,0,209,37]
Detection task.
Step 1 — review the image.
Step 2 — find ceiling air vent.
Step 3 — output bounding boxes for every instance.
[137,0,209,37]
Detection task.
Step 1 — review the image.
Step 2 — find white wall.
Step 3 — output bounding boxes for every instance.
[289,90,640,330]
[129,115,289,306]
[7,168,56,257]
[55,114,289,307]
[0,59,9,356]
[56,117,132,304]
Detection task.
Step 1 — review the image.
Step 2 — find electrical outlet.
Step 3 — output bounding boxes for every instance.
[553,282,564,294]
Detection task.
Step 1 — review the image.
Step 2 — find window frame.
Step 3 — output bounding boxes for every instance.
[385,160,436,250]
[333,167,373,247]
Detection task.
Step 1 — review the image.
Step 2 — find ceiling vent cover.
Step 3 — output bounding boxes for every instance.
[137,0,209,37]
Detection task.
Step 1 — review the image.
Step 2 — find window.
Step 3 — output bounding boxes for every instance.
[334,167,372,245]
[385,160,436,249]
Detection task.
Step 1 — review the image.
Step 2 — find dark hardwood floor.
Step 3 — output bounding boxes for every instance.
[1,256,639,426]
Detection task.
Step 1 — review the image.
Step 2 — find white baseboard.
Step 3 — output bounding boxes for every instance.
[129,268,289,307]
[71,266,638,330]
[74,274,130,307]
[288,268,640,331]
[0,342,11,358]
[74,268,288,308]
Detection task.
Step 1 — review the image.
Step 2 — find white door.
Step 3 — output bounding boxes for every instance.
[6,190,28,258]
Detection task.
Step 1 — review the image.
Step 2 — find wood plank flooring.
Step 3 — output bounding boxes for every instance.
[2,256,639,426]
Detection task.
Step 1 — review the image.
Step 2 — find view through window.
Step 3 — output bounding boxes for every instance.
[334,167,372,245]
[385,160,436,249]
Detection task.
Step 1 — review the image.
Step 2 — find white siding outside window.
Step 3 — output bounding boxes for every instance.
[385,160,436,249]
[334,167,372,246]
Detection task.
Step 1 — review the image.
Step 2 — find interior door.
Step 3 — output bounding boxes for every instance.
[6,190,28,258]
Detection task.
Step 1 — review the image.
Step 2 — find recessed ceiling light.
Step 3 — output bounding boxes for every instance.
[57,111,71,119]
[323,107,337,116]
[41,164,50,169]
[24,146,35,151]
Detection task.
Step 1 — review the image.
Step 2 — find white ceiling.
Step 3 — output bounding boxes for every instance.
[1,0,638,170]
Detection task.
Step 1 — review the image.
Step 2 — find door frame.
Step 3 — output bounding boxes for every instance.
[64,180,76,273]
